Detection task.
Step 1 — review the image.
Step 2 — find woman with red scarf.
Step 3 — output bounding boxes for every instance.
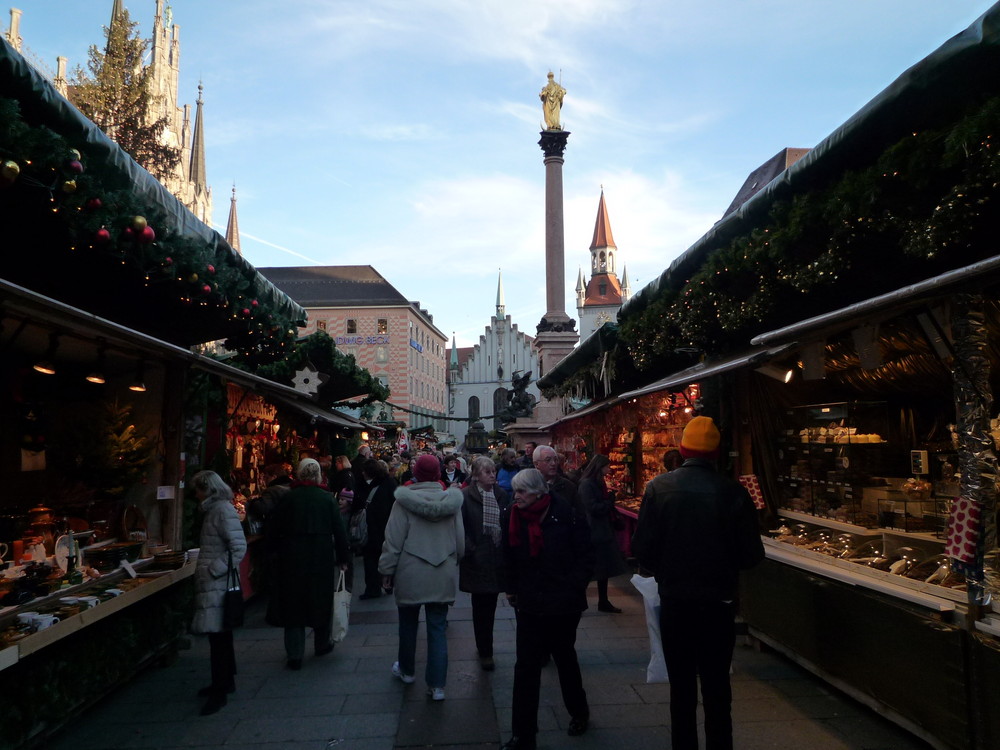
[266,458,350,669]
[579,454,629,613]
[501,469,595,750]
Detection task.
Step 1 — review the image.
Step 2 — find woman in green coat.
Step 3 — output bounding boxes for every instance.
[266,458,350,669]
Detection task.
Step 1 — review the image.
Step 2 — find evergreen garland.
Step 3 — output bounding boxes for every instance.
[0,96,301,360]
[617,93,1000,378]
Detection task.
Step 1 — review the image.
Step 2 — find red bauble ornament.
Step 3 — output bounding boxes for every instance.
[163,256,173,265]
[95,227,111,244]
[202,284,212,295]
[67,160,84,174]
[207,264,215,274]
[241,308,251,316]
[140,226,155,243]
[251,299,259,307]
[123,227,134,241]
[86,197,102,210]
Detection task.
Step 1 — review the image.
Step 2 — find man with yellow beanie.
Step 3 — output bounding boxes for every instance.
[632,415,764,750]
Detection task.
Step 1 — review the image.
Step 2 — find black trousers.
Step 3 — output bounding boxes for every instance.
[362,548,381,595]
[659,599,737,750]
[471,592,499,657]
[511,610,588,738]
[208,630,236,691]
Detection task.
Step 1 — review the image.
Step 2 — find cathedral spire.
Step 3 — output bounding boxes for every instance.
[225,184,241,254]
[189,82,208,192]
[108,0,125,52]
[589,188,617,276]
[496,269,506,318]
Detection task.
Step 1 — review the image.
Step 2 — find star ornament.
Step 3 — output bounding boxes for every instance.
[291,362,329,397]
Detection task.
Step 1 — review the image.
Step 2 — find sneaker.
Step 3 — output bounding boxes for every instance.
[391,661,415,684]
[427,686,446,701]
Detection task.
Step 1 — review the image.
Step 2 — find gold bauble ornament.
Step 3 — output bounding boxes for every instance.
[189,273,199,283]
[1,160,20,180]
[132,215,148,231]
[69,149,81,160]
[61,179,77,193]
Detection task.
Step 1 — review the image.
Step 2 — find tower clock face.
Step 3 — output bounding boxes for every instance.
[596,311,613,325]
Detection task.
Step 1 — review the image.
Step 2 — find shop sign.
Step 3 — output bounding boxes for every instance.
[335,335,390,346]
[409,338,423,353]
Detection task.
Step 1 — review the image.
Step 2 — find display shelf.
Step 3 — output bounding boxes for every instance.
[762,538,961,611]
[777,509,881,536]
[1,561,194,669]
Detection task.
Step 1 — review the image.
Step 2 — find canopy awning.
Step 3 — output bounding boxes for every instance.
[618,345,797,401]
[269,394,366,430]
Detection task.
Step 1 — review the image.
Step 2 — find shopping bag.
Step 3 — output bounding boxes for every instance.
[630,573,667,683]
[223,551,244,629]
[331,569,350,643]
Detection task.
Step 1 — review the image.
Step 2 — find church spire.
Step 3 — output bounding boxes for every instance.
[107,0,125,52]
[589,188,617,276]
[189,82,208,192]
[225,184,241,254]
[575,267,585,307]
[621,266,631,302]
[496,269,506,318]
[450,333,459,369]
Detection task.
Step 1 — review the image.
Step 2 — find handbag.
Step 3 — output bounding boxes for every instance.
[348,501,369,549]
[222,550,244,629]
[331,568,350,643]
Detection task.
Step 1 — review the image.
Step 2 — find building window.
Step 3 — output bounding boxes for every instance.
[378,318,388,334]
[347,319,357,334]
[599,282,607,295]
[316,320,327,331]
[469,396,481,421]
[376,346,388,363]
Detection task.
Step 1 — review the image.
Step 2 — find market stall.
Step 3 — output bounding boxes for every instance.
[535,6,1000,748]
[0,35,310,749]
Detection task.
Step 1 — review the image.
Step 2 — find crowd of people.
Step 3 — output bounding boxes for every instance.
[192,420,764,750]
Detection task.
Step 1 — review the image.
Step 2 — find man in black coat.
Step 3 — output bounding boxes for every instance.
[632,416,764,750]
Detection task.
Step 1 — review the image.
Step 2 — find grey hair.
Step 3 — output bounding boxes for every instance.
[470,455,496,478]
[191,470,234,504]
[510,468,548,496]
[297,458,323,483]
[532,444,556,464]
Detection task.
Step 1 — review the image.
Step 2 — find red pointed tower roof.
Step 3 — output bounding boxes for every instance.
[589,189,617,251]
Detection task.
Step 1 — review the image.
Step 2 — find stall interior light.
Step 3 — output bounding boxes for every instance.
[85,346,107,384]
[33,332,60,375]
[128,360,147,392]
[756,363,794,384]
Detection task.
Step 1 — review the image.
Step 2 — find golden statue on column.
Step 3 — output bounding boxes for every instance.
[539,71,566,130]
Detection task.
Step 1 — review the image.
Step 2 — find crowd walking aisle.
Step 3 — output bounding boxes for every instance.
[46,572,931,750]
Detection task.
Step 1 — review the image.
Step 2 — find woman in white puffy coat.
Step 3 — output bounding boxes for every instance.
[190,470,247,716]
[379,454,464,700]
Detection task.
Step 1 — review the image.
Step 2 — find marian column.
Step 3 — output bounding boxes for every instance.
[507,73,580,445]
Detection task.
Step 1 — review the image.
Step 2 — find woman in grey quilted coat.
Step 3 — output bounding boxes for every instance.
[379,454,464,700]
[190,470,247,716]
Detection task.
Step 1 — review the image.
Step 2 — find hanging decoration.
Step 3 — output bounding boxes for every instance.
[0,96,301,361]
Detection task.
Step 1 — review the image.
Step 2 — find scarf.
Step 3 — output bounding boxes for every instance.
[479,484,501,545]
[508,493,551,557]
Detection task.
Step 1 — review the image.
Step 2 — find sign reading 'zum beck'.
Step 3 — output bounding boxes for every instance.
[335,335,390,346]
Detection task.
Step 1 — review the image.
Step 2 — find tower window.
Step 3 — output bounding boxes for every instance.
[599,282,607,295]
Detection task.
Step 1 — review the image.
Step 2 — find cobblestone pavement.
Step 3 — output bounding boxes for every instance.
[47,571,932,750]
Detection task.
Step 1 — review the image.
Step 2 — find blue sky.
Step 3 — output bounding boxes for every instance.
[10,0,997,347]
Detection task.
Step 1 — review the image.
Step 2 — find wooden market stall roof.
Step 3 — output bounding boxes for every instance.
[0,38,306,351]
